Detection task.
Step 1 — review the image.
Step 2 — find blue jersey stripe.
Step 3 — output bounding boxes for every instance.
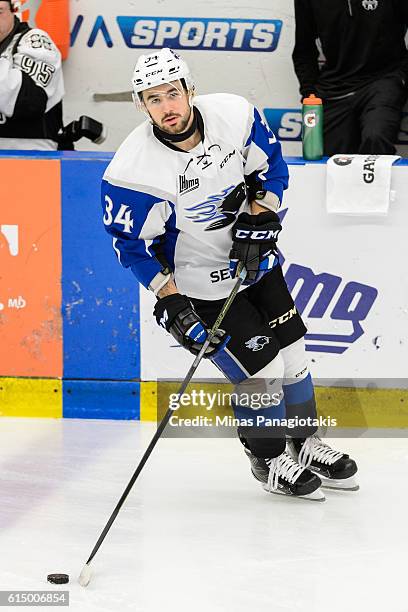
[245,107,289,202]
[101,179,175,288]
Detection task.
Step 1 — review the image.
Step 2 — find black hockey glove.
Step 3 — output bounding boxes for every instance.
[229,211,282,286]
[153,294,229,357]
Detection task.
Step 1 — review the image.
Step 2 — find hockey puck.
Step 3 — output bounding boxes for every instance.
[47,574,69,585]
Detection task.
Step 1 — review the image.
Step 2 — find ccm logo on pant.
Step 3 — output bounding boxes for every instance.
[269,306,297,328]
[235,229,280,240]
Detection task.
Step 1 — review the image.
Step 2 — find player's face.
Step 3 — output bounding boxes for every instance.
[142,81,192,134]
[0,2,14,43]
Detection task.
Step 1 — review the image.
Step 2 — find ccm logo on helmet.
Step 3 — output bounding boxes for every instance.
[146,69,164,77]
[235,229,280,240]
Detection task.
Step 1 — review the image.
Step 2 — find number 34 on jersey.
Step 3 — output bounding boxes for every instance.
[103,195,134,234]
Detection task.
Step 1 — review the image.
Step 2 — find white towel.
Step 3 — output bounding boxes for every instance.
[326,154,400,215]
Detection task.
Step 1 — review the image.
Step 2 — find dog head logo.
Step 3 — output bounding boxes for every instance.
[362,0,378,10]
[245,336,271,352]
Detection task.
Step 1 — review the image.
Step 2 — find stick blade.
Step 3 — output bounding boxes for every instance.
[78,564,93,587]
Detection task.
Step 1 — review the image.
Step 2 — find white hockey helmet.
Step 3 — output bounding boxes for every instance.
[132,48,195,110]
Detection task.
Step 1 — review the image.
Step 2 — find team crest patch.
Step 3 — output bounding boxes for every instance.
[185,182,246,231]
[245,336,271,351]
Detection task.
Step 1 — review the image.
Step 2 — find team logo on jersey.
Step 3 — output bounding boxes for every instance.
[245,336,271,351]
[185,182,246,231]
[362,0,378,10]
[179,175,200,196]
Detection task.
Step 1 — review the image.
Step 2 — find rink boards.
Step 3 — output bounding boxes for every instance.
[0,152,140,419]
[0,152,407,426]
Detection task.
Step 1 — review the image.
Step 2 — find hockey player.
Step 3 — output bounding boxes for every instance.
[102,48,358,501]
[0,0,64,150]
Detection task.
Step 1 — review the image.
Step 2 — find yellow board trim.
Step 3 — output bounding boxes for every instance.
[1,378,407,426]
[0,377,62,418]
[139,381,408,429]
[140,381,158,422]
[315,386,408,428]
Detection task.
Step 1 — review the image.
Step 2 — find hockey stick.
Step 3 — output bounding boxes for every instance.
[78,263,246,587]
[93,91,133,103]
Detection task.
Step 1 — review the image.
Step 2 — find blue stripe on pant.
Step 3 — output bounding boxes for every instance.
[210,348,248,384]
[283,373,318,437]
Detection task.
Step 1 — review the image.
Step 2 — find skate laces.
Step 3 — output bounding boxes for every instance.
[265,452,304,491]
[298,436,343,468]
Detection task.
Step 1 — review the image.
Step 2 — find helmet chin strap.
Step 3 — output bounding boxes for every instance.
[152,106,198,143]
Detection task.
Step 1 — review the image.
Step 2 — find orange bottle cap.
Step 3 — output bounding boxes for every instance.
[303,93,322,105]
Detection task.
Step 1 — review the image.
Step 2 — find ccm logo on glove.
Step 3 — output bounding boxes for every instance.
[229,211,282,286]
[234,228,281,241]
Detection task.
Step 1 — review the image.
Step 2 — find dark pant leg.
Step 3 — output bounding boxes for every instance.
[191,291,286,458]
[358,75,407,154]
[246,265,307,350]
[323,94,361,156]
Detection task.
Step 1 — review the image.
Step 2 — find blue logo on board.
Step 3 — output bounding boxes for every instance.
[277,210,378,354]
[71,16,282,52]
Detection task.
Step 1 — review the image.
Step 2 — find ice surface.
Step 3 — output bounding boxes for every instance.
[0,418,407,612]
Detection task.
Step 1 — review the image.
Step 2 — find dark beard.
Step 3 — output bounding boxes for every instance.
[158,110,192,135]
[152,106,200,145]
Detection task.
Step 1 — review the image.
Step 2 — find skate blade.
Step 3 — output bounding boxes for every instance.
[320,475,359,491]
[262,483,326,502]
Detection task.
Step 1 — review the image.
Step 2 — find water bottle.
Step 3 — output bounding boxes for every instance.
[302,94,323,161]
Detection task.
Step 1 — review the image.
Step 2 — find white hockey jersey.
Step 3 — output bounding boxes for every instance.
[102,93,289,300]
[0,19,64,149]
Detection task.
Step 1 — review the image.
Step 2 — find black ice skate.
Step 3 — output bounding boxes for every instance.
[243,446,325,502]
[287,435,359,491]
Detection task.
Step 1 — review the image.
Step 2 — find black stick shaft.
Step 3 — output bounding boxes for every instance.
[84,264,245,566]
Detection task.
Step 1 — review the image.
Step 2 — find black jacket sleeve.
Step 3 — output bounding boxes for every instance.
[292,0,320,98]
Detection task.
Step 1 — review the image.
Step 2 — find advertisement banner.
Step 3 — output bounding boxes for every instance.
[139,161,408,384]
[0,159,62,377]
[62,1,408,158]
[63,0,298,154]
